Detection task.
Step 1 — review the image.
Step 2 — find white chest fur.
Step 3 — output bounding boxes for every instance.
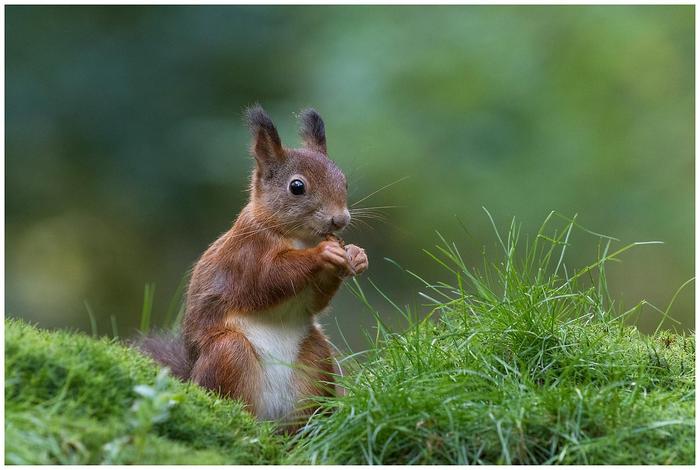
[228,288,314,421]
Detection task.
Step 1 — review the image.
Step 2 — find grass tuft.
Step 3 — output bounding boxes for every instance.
[288,213,694,464]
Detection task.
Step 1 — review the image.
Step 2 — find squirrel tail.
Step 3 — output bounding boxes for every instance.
[137,332,191,381]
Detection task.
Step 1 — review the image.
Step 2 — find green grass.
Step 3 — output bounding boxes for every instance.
[5,212,695,464]
[287,212,695,464]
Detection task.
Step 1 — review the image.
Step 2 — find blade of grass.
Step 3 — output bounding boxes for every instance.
[139,283,156,333]
[83,300,98,337]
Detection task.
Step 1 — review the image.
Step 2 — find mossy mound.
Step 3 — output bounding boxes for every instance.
[5,318,284,464]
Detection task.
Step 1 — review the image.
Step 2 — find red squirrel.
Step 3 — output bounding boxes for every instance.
[140,105,368,429]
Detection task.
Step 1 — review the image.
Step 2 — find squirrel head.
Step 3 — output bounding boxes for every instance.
[244,105,350,241]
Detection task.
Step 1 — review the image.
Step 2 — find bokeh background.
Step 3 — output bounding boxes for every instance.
[6,5,694,351]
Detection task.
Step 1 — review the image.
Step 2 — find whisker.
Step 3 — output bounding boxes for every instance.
[351,209,390,219]
[230,200,294,240]
[350,205,403,212]
[364,216,411,238]
[352,214,388,223]
[350,217,375,231]
[350,208,390,215]
[350,176,409,208]
[233,218,295,241]
[281,222,306,239]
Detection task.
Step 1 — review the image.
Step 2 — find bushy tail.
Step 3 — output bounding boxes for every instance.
[137,332,191,381]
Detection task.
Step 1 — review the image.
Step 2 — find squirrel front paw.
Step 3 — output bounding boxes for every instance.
[318,240,351,276]
[344,244,368,276]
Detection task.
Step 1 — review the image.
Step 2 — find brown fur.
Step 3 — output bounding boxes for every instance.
[142,105,368,426]
[182,206,347,358]
[189,327,261,415]
[295,325,337,399]
[281,325,338,431]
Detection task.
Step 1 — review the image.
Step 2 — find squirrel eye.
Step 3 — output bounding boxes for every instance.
[289,179,305,195]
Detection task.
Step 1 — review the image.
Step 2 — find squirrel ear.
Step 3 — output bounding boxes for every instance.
[245,104,284,173]
[298,108,327,154]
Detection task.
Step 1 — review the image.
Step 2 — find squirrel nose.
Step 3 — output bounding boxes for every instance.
[330,211,350,231]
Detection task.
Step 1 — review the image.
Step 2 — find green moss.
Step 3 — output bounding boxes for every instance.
[5,318,283,464]
[5,407,237,464]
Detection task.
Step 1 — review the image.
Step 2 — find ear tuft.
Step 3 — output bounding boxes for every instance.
[245,104,279,141]
[298,108,327,154]
[243,104,284,173]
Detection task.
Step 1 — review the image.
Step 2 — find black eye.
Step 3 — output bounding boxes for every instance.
[289,179,305,195]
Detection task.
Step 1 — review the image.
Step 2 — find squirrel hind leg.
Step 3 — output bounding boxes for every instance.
[137,332,192,380]
[283,325,337,432]
[190,328,261,416]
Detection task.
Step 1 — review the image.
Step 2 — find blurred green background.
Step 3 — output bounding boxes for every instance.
[6,6,694,351]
